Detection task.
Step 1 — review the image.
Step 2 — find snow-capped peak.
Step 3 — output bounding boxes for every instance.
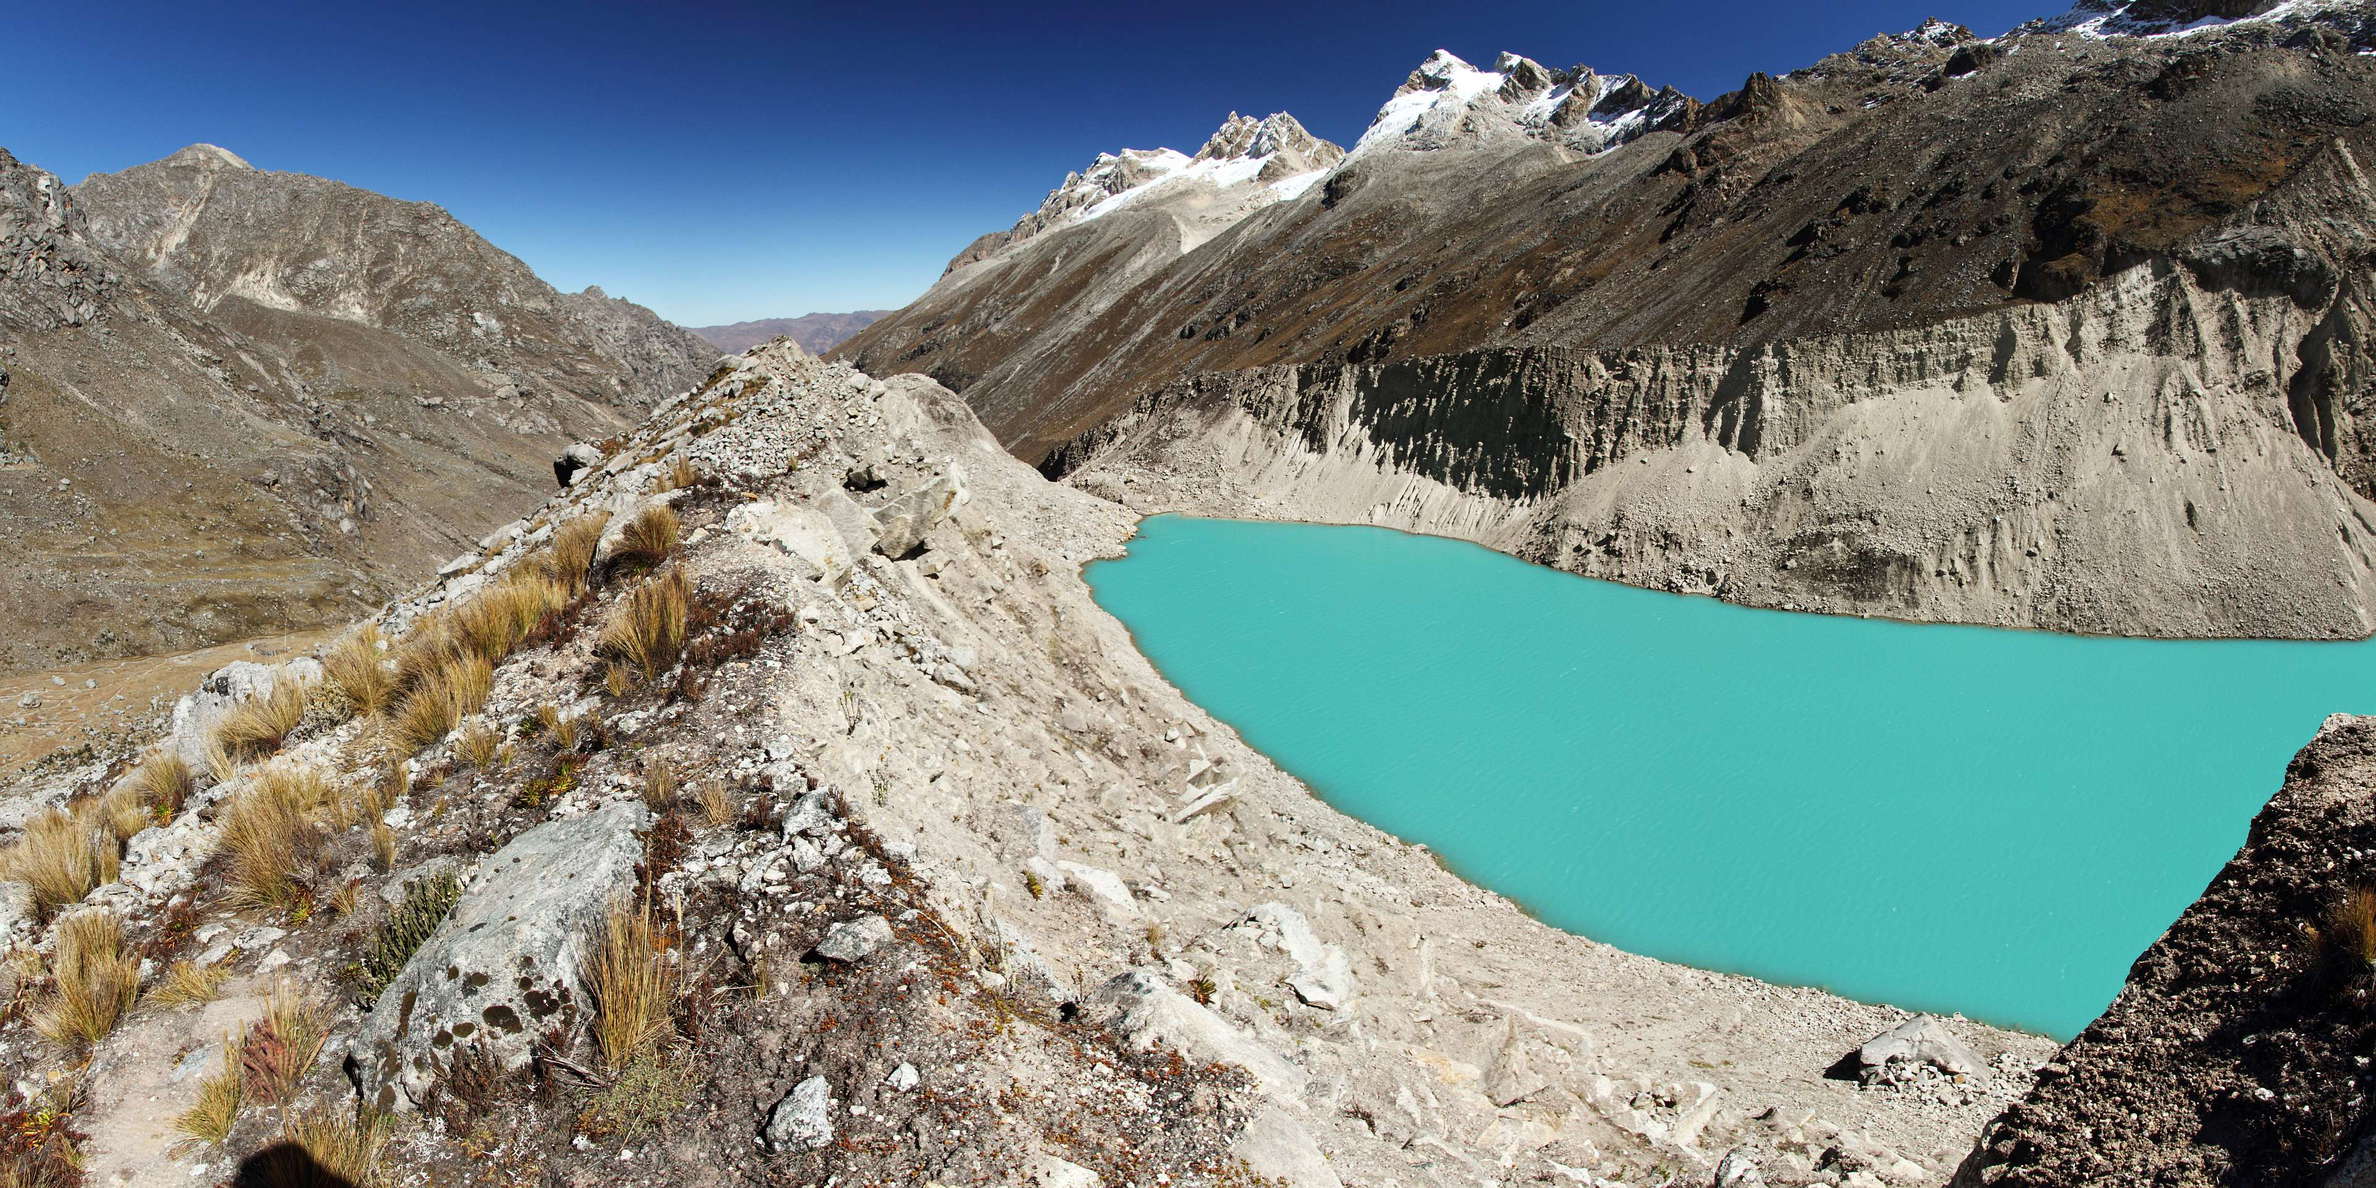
[975,112,1345,263]
[2025,0,2367,42]
[1351,49,1694,158]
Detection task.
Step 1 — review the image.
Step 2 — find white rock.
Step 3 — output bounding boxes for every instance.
[763,1076,834,1152]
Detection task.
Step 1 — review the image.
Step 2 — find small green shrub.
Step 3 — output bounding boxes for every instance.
[350,870,463,1005]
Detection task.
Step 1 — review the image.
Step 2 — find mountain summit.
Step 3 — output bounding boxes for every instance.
[1351,49,1695,156]
[946,111,1343,273]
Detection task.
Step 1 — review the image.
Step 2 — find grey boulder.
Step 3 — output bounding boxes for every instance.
[348,801,649,1111]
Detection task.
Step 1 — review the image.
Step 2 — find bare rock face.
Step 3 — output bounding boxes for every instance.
[72,145,714,412]
[1956,716,2376,1186]
[349,800,649,1111]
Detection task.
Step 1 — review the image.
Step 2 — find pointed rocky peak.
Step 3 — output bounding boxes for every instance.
[159,143,253,171]
[1353,49,1693,157]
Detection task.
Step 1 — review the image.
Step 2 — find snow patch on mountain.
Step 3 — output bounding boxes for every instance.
[1005,112,1343,243]
[2029,0,2363,41]
[1349,49,1694,158]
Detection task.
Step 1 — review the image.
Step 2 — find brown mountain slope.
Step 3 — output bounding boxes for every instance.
[0,145,717,672]
[848,17,2376,463]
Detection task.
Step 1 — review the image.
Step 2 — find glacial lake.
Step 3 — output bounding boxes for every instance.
[1085,514,2372,1039]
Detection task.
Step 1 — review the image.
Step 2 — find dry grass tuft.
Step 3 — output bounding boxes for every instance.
[127,751,195,824]
[33,910,139,1048]
[587,899,676,1074]
[640,759,678,812]
[170,1042,241,1148]
[533,703,583,751]
[540,511,612,597]
[4,808,119,918]
[249,1108,388,1188]
[147,959,229,1008]
[454,721,499,768]
[600,505,680,582]
[695,778,735,828]
[657,456,701,492]
[451,572,569,663]
[2315,887,2376,967]
[389,649,493,754]
[211,679,311,762]
[596,567,691,686]
[222,765,332,911]
[322,627,395,718]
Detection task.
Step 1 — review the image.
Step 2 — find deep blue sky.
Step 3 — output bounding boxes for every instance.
[5,1,2050,325]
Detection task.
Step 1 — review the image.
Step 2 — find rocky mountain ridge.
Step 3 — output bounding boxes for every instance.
[0,144,716,673]
[847,3,2376,640]
[689,309,892,355]
[71,144,713,413]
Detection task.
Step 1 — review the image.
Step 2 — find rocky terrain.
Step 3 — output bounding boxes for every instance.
[1956,713,2376,1186]
[849,0,2376,639]
[0,143,716,673]
[689,310,892,355]
[0,343,2057,1187]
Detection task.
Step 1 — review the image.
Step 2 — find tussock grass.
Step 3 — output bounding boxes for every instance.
[656,456,700,492]
[370,821,397,871]
[211,680,310,762]
[96,786,150,844]
[352,870,462,1006]
[454,721,499,768]
[5,808,118,919]
[640,759,678,812]
[535,704,584,751]
[222,765,331,911]
[321,627,395,718]
[126,752,195,823]
[266,1108,388,1188]
[201,737,240,789]
[33,910,138,1048]
[600,505,680,582]
[695,779,735,828]
[241,984,328,1103]
[2315,887,2376,966]
[389,650,493,754]
[587,899,675,1074]
[170,1044,241,1147]
[539,512,611,597]
[147,959,229,1008]
[595,567,690,686]
[451,572,569,663]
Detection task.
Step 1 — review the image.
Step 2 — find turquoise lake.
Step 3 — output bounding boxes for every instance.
[1084,514,2376,1040]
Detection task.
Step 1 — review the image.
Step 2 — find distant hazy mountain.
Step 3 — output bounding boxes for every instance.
[692,310,893,355]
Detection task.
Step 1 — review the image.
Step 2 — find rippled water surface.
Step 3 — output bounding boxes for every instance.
[1086,514,2376,1038]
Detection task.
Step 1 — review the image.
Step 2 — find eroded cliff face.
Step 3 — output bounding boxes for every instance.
[1955,714,2376,1186]
[1054,244,2376,638]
